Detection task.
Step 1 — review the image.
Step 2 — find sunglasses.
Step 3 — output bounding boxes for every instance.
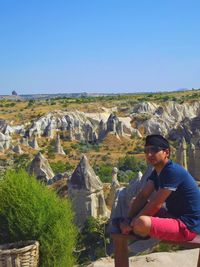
[144,146,165,154]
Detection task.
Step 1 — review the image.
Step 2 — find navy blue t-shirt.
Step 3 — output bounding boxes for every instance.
[148,160,200,234]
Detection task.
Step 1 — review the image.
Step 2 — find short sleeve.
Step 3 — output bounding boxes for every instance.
[160,168,181,191]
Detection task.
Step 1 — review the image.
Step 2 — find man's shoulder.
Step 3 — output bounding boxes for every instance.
[162,160,192,181]
[164,160,185,173]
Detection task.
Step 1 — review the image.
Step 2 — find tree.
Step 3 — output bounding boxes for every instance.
[0,170,77,267]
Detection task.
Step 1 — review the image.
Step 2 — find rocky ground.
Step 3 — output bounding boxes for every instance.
[87,248,199,267]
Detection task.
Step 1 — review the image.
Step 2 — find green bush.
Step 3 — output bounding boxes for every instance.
[93,164,113,183]
[50,160,75,174]
[50,160,68,174]
[76,217,109,264]
[118,170,136,183]
[13,154,31,170]
[47,140,56,159]
[118,155,146,173]
[71,142,100,153]
[0,170,77,267]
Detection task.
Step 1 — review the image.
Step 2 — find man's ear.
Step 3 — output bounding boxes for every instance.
[165,148,170,158]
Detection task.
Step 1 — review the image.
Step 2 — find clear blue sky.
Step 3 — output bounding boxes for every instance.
[0,0,200,95]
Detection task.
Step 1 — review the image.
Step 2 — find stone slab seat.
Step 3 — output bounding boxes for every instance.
[111,233,200,267]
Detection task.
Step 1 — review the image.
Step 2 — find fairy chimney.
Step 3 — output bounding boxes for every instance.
[55,134,65,155]
[28,152,54,182]
[29,135,40,150]
[176,138,187,169]
[188,142,196,178]
[13,144,23,154]
[68,154,109,227]
[106,167,120,209]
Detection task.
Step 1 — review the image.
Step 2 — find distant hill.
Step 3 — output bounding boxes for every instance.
[0,92,116,100]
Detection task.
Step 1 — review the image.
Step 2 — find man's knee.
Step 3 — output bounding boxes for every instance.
[133,216,151,236]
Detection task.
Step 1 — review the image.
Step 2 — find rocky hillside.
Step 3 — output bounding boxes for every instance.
[1,100,200,146]
[130,100,200,141]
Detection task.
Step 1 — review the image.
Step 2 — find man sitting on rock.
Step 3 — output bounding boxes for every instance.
[119,134,200,242]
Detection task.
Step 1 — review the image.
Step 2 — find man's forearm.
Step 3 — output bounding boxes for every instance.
[135,199,162,218]
[128,192,148,218]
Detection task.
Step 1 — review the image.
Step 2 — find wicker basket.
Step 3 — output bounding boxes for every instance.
[0,240,39,267]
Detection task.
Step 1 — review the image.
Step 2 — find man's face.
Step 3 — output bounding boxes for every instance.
[144,146,169,166]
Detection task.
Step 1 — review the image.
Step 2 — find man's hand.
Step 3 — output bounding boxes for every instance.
[119,221,132,235]
[130,218,136,228]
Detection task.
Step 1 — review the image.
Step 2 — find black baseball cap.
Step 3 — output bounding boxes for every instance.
[145,134,170,149]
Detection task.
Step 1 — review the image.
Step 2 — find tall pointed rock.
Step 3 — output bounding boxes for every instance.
[176,138,187,169]
[29,135,40,150]
[28,152,54,182]
[106,167,120,209]
[70,155,103,191]
[188,142,196,178]
[13,144,23,154]
[194,138,200,181]
[55,134,65,155]
[68,155,109,226]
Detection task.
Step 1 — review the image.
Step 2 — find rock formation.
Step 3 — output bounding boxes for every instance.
[98,119,107,140]
[89,248,199,267]
[0,132,11,150]
[188,142,196,178]
[131,101,200,136]
[55,134,65,155]
[106,113,126,138]
[13,144,23,154]
[176,138,187,169]
[109,166,159,255]
[177,132,200,180]
[24,110,140,143]
[194,138,200,181]
[68,155,109,227]
[117,121,124,136]
[28,152,54,182]
[68,123,75,141]
[75,120,84,141]
[2,100,200,145]
[107,114,117,133]
[110,166,152,220]
[44,123,54,139]
[0,119,7,133]
[20,137,29,146]
[0,143,4,153]
[106,167,120,209]
[29,135,40,150]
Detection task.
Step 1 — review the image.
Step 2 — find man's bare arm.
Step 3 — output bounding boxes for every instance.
[128,180,155,218]
[130,188,172,228]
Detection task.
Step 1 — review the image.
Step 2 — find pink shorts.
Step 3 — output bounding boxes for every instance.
[150,216,197,242]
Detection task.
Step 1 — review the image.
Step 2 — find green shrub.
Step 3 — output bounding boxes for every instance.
[118,155,146,173]
[71,142,100,153]
[27,99,35,107]
[0,170,77,267]
[13,154,31,170]
[93,164,113,182]
[76,217,109,264]
[50,160,74,174]
[47,140,56,159]
[50,160,68,174]
[118,170,136,183]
